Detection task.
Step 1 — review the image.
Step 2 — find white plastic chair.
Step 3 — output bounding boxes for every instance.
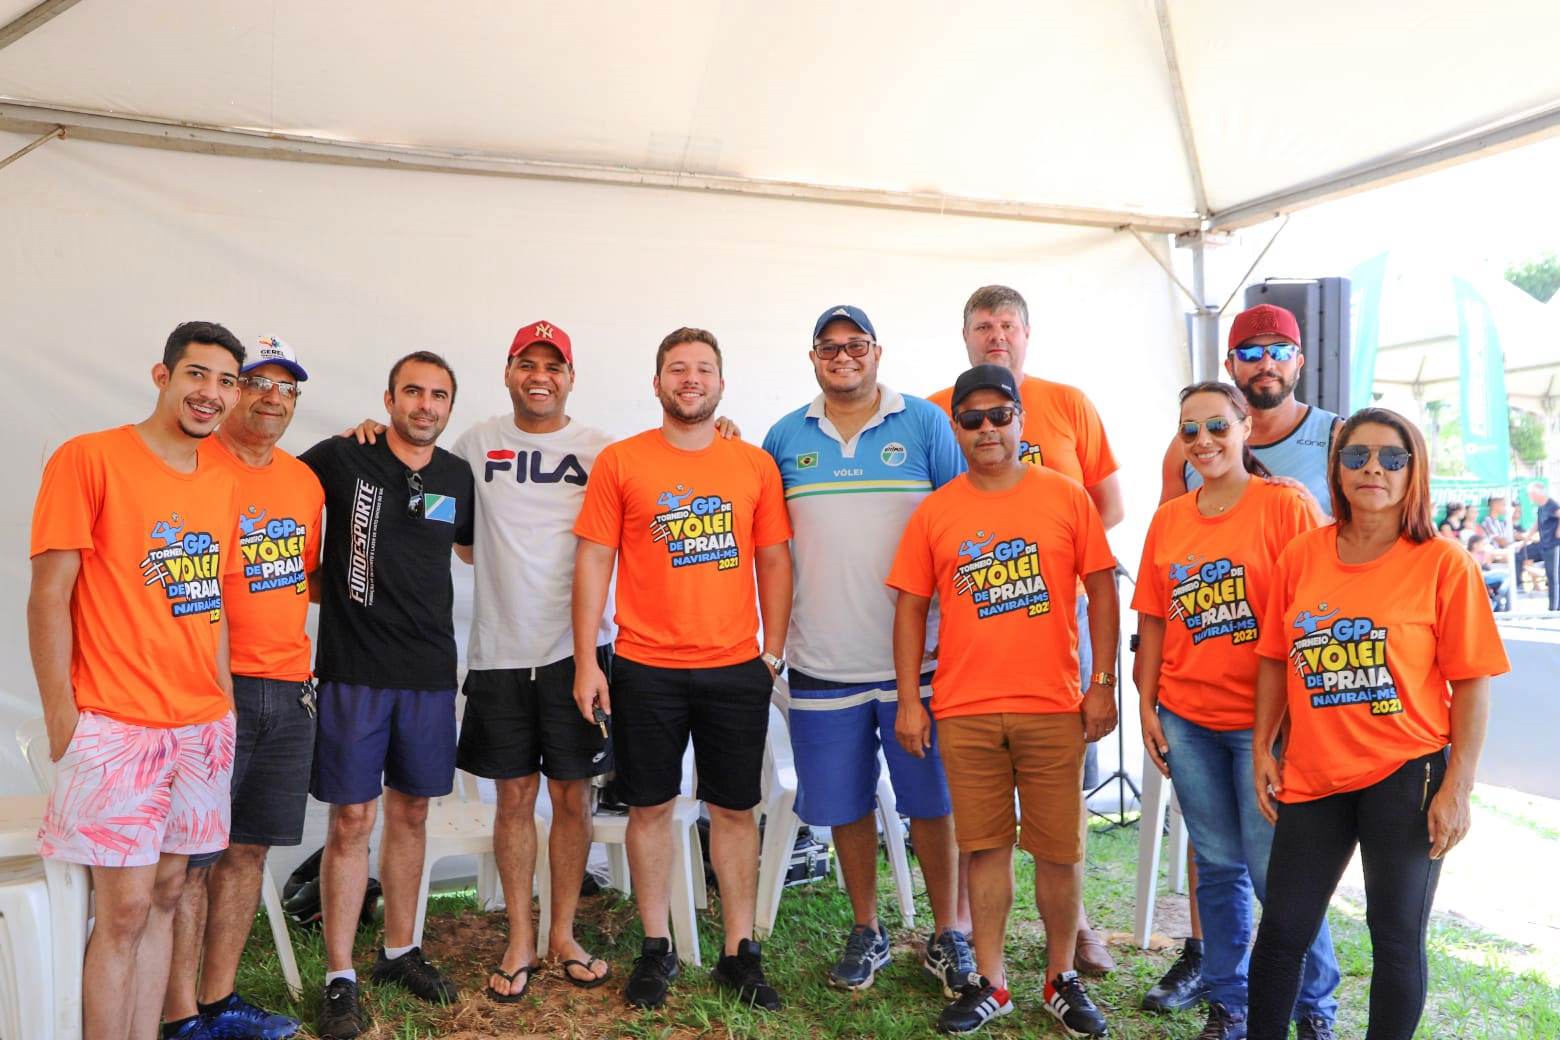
[0,856,53,1040]
[1133,747,1190,948]
[825,754,917,931]
[410,781,499,948]
[754,704,799,938]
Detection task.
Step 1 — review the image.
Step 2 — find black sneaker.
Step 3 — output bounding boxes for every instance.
[1196,1001,1246,1039]
[936,974,1014,1035]
[315,979,365,1040]
[828,922,891,990]
[1141,939,1208,1012]
[922,928,976,998]
[711,938,781,1011]
[624,936,680,1010]
[1296,1014,1336,1040]
[1043,970,1109,1038]
[368,947,457,1005]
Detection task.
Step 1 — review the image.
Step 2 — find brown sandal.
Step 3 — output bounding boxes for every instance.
[486,961,540,1003]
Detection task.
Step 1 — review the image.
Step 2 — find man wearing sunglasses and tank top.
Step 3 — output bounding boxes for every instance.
[1143,303,1343,1018]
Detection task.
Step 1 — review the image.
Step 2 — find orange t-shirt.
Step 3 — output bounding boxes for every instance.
[886,466,1116,718]
[573,430,792,668]
[1133,480,1319,730]
[30,426,241,728]
[201,437,324,681]
[1256,528,1510,802]
[927,375,1118,487]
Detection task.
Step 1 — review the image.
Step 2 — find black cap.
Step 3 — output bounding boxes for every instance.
[951,364,1020,410]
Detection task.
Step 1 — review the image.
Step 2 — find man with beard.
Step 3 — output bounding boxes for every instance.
[29,321,244,1040]
[300,352,474,1039]
[162,337,323,1040]
[761,305,972,1004]
[1142,303,1342,1019]
[572,327,793,1013]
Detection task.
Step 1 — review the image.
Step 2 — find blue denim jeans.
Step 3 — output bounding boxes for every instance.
[1159,707,1340,1023]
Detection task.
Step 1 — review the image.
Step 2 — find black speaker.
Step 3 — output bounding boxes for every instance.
[1243,278,1351,416]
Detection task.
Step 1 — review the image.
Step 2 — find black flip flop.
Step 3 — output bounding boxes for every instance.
[486,961,540,1003]
[559,956,612,989]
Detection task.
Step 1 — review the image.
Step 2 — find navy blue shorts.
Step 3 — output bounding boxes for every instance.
[310,682,457,805]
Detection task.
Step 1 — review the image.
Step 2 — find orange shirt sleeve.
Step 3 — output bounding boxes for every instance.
[1433,546,1512,680]
[886,502,936,598]
[31,438,102,558]
[1070,392,1119,488]
[1256,544,1297,660]
[751,451,793,547]
[1131,512,1167,617]
[1072,485,1116,577]
[572,444,625,549]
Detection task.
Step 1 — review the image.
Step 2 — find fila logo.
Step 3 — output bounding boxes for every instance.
[485,449,587,486]
[533,322,555,340]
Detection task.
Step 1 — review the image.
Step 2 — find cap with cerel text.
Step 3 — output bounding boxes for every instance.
[509,320,574,365]
[951,364,1021,410]
[811,304,877,341]
[1228,304,1301,352]
[243,336,308,381]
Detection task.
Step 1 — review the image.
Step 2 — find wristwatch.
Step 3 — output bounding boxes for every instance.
[762,651,786,674]
[1089,671,1117,688]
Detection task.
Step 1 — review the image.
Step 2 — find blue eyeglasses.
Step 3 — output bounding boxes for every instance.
[1229,342,1300,363]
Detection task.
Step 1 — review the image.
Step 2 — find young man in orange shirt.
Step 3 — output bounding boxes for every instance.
[572,328,793,1012]
[29,321,245,1040]
[890,365,1118,1037]
[162,337,323,1040]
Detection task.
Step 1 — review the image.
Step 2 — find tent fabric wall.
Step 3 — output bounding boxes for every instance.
[1,130,1184,794]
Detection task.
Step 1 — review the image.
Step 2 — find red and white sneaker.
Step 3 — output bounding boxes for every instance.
[936,974,1014,1035]
[1044,970,1109,1037]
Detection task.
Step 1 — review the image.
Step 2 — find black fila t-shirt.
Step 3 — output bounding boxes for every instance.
[301,436,475,690]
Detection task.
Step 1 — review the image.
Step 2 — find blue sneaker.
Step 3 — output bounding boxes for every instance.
[201,993,300,1039]
[162,1017,214,1040]
[923,929,976,998]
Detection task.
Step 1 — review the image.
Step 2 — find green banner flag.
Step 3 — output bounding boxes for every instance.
[1450,278,1511,487]
[1348,252,1388,411]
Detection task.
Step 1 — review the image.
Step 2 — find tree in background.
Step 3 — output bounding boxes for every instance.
[1505,253,1560,303]
[1510,409,1549,467]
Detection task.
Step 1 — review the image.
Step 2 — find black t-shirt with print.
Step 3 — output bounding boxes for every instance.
[300,436,475,690]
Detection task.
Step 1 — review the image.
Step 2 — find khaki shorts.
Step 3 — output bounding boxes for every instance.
[939,712,1085,864]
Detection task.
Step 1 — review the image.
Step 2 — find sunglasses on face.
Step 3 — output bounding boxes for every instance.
[953,405,1020,431]
[1179,417,1233,442]
[406,471,424,518]
[812,339,874,360]
[1338,444,1412,471]
[1229,342,1300,364]
[238,374,301,399]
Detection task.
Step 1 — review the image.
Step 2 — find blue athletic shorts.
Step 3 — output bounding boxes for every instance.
[786,668,951,827]
[310,682,457,804]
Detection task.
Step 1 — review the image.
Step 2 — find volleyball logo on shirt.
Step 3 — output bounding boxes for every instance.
[650,484,740,571]
[139,514,223,621]
[1166,555,1256,645]
[953,529,1050,619]
[1287,605,1402,715]
[236,506,309,596]
[1018,439,1042,466]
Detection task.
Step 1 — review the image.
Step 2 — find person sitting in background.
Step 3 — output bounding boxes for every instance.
[1466,534,1513,612]
[1480,495,1514,547]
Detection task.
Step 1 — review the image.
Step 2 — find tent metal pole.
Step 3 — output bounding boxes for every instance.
[1127,227,1198,308]
[0,0,82,52]
[1153,0,1210,216]
[0,124,63,173]
[1190,236,1219,381]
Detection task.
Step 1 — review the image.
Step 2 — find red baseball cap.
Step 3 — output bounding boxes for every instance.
[508,320,573,365]
[1228,304,1301,352]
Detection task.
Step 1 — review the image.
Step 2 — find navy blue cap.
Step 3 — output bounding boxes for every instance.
[811,304,876,341]
[951,364,1020,409]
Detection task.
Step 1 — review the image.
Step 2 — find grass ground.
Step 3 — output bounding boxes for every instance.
[235,818,1559,1038]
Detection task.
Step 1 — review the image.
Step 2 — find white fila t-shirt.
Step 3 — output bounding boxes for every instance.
[454,415,615,670]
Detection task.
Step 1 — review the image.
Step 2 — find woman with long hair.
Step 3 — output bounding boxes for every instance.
[1247,408,1510,1040]
[1134,382,1340,1039]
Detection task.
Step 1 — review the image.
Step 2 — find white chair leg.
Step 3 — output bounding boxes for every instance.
[1168,794,1190,894]
[0,867,53,1040]
[410,856,436,950]
[1134,750,1172,948]
[877,801,914,932]
[606,843,631,897]
[689,816,708,911]
[260,863,302,1001]
[43,858,87,1040]
[535,814,553,956]
[667,819,701,967]
[754,793,799,938]
[477,852,503,912]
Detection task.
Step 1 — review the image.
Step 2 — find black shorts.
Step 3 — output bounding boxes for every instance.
[611,654,772,811]
[456,648,613,782]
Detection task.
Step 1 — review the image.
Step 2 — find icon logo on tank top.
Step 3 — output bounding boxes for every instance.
[1018,439,1042,466]
[1166,555,1257,645]
[1287,605,1401,715]
[483,450,587,486]
[236,506,310,595]
[953,529,1049,619]
[649,484,739,571]
[139,514,224,621]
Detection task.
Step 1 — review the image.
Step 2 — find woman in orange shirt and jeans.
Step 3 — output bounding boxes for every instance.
[1248,409,1509,1040]
[1134,382,1338,1040]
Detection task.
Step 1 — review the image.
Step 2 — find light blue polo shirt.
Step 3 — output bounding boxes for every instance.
[762,386,964,682]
